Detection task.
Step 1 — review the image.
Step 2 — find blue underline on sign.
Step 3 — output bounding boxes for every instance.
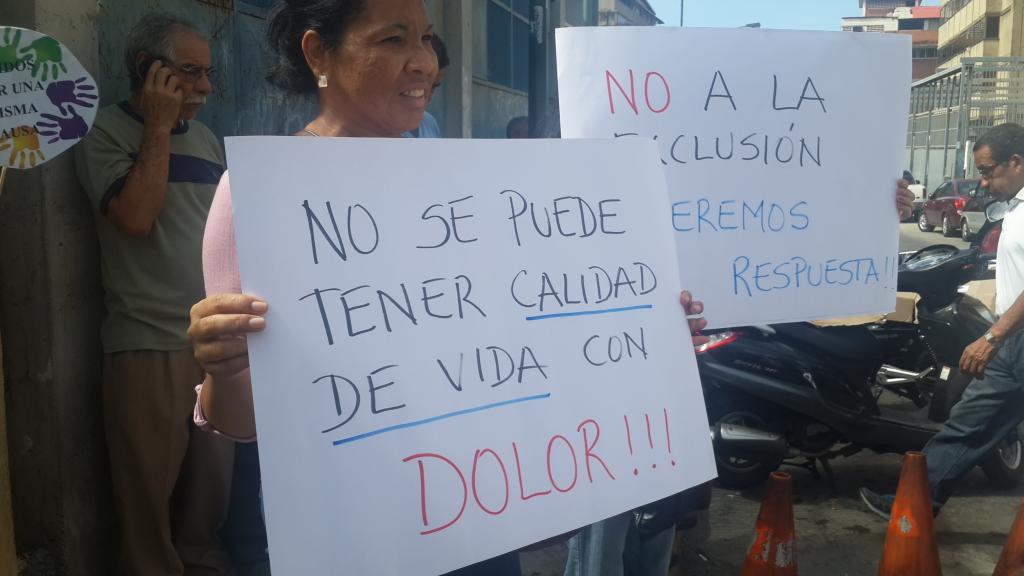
[331,393,553,447]
[525,304,654,321]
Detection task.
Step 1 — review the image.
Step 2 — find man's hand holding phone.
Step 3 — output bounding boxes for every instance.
[140,59,184,133]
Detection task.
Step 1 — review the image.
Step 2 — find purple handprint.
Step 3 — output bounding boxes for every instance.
[46,77,97,114]
[36,108,88,143]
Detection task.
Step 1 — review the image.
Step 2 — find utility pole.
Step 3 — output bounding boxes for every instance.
[680,0,685,26]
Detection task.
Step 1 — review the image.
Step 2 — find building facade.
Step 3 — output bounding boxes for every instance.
[843,1,942,80]
[861,0,925,17]
[598,0,661,26]
[938,0,1024,70]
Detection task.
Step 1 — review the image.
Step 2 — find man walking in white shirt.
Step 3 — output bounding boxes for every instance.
[861,122,1024,518]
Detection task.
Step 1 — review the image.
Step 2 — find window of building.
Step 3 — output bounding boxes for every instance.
[913,47,938,59]
[479,0,530,92]
[563,0,593,26]
[898,19,924,31]
[987,16,1000,39]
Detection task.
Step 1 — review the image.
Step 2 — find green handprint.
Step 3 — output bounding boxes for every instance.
[20,36,67,82]
[0,27,28,70]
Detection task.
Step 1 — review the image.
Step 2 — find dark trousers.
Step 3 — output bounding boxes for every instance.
[925,331,1024,506]
[224,442,269,574]
[103,350,235,576]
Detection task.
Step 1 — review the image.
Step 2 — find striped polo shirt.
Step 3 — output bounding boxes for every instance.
[75,102,225,353]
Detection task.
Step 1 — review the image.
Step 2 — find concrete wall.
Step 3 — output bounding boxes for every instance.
[1,338,15,576]
[1,0,113,574]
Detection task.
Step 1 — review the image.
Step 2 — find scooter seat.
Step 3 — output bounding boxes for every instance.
[773,322,884,362]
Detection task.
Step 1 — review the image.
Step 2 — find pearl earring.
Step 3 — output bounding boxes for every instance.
[318,73,328,88]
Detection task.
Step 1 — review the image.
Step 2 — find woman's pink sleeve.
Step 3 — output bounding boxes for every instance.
[203,173,242,295]
[194,173,256,442]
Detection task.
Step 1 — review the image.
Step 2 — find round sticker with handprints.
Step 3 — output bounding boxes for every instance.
[0,26,99,170]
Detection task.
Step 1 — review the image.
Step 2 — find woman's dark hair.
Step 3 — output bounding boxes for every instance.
[266,0,368,94]
[431,35,449,70]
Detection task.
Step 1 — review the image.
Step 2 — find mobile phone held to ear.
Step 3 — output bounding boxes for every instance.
[135,57,160,83]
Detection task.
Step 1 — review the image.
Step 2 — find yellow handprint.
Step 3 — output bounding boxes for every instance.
[0,126,46,168]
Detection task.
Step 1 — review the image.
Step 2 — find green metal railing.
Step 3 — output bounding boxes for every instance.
[906,57,1024,189]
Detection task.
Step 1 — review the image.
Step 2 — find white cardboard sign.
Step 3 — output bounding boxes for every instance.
[0,26,98,169]
[226,137,716,576]
[557,27,911,328]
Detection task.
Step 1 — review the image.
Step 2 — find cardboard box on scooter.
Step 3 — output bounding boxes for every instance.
[810,292,919,326]
[964,279,996,313]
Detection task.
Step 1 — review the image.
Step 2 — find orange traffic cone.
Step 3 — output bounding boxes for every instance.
[877,451,942,575]
[994,499,1024,575]
[740,471,798,575]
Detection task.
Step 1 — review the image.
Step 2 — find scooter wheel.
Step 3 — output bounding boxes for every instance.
[709,398,783,489]
[981,422,1024,490]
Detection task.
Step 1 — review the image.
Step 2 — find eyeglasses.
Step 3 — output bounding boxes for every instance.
[978,160,1006,179]
[154,56,217,83]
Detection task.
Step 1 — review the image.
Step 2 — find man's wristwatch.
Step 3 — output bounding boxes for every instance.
[984,330,1002,348]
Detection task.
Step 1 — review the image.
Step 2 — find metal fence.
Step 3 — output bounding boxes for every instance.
[906,57,1024,190]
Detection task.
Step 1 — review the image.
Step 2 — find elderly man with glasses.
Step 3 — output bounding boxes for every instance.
[74,14,234,576]
[861,122,1024,521]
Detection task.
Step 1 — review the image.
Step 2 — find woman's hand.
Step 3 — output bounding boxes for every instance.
[188,293,268,378]
[680,290,709,347]
[896,179,914,221]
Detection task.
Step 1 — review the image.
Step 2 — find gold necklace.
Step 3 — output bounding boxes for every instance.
[303,127,321,137]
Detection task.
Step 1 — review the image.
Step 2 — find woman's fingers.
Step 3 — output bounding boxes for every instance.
[896,179,914,219]
[680,290,708,346]
[194,336,250,365]
[191,293,267,321]
[189,312,265,343]
[189,294,267,342]
[688,316,707,334]
[679,290,692,310]
[680,290,704,315]
[201,356,252,379]
[188,294,267,377]
[688,300,704,316]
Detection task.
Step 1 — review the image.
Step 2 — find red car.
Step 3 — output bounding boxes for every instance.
[917,179,983,237]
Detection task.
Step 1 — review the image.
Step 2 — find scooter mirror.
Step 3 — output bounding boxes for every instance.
[986,200,1008,222]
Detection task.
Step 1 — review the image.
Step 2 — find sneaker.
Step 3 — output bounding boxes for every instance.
[859,487,895,520]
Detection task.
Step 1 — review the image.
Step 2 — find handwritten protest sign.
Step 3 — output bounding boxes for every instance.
[557,27,911,328]
[0,27,98,169]
[226,137,716,575]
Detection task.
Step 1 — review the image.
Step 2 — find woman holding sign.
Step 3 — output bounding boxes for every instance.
[184,0,606,574]
[189,2,913,574]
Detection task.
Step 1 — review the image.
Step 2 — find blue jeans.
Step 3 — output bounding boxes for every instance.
[925,331,1024,506]
[564,512,674,576]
